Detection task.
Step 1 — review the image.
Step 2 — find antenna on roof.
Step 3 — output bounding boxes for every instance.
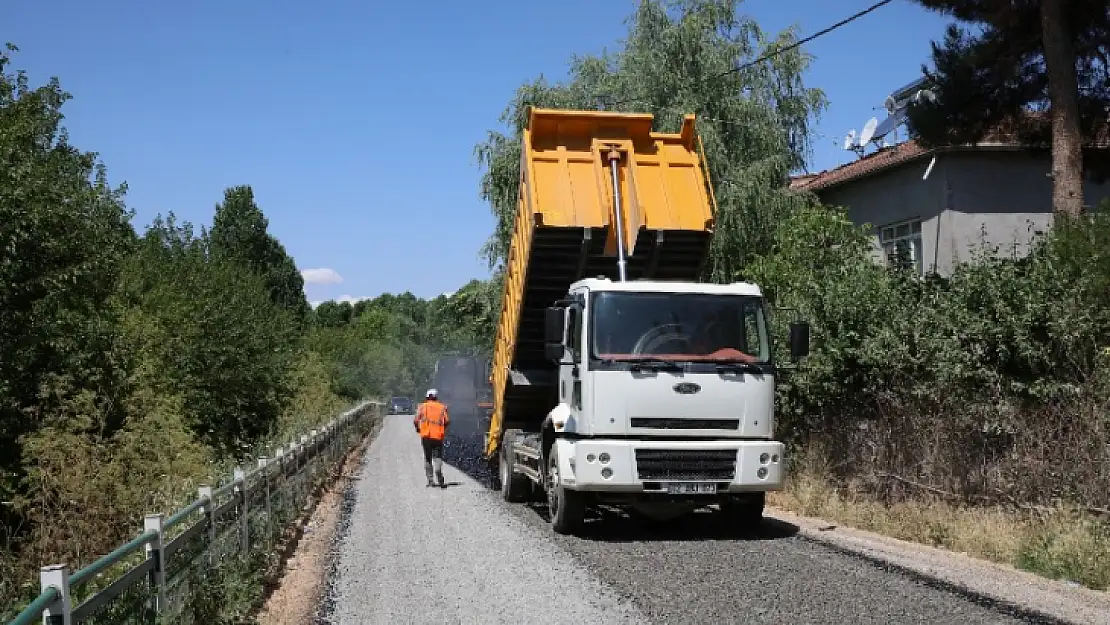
[859,117,878,146]
[842,129,866,159]
[842,130,856,151]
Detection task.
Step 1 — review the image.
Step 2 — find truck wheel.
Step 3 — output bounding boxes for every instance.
[720,492,765,531]
[545,444,585,535]
[500,432,530,503]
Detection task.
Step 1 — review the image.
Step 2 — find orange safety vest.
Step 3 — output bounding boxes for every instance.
[414,400,449,441]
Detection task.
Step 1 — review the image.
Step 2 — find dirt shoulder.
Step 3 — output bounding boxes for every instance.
[253,420,379,625]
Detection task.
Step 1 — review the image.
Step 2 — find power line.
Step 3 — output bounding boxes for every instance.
[603,0,895,107]
[734,0,894,75]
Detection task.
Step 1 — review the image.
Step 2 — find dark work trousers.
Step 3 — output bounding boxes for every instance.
[421,437,444,485]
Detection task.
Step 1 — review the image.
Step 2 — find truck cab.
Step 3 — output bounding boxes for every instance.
[498,277,808,533]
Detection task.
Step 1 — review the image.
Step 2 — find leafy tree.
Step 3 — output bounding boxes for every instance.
[117,215,300,454]
[0,43,135,518]
[475,0,826,281]
[0,43,367,612]
[430,276,502,353]
[314,300,353,327]
[307,280,501,402]
[907,0,1110,215]
[209,184,309,323]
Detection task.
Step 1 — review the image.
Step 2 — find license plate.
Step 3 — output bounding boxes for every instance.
[664,482,717,495]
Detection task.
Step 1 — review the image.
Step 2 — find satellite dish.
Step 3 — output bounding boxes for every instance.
[842,130,857,150]
[859,117,878,145]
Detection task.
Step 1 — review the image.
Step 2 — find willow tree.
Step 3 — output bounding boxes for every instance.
[475,0,826,281]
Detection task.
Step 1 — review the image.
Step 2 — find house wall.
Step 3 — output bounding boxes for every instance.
[816,150,1110,276]
[939,151,1109,273]
[819,160,946,271]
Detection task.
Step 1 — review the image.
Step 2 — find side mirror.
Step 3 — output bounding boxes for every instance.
[544,306,566,362]
[788,321,811,362]
[545,306,565,343]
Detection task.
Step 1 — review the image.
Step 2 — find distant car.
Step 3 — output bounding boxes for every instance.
[388,396,414,414]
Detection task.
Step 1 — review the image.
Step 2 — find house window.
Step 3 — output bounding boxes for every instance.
[879,219,923,274]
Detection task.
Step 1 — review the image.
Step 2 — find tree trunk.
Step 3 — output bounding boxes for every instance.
[1040,0,1085,217]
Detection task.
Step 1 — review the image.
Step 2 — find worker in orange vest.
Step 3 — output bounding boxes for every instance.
[414,388,450,488]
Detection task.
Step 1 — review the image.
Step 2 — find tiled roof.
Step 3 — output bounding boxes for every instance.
[790,140,931,192]
[791,113,1110,193]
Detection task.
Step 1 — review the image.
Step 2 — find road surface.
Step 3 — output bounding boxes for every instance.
[321,415,1059,624]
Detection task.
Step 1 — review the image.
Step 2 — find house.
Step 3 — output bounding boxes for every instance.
[790,127,1110,276]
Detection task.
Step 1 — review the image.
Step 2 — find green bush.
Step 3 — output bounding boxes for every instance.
[751,200,1110,511]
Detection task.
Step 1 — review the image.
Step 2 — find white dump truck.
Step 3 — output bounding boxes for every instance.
[483,107,810,535]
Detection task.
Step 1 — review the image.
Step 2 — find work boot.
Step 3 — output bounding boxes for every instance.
[426,479,434,488]
[436,471,445,488]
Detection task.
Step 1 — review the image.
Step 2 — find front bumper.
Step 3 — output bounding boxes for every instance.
[556,438,785,493]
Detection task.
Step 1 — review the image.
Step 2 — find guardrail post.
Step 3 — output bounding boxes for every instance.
[339,416,348,453]
[198,485,215,564]
[272,446,285,531]
[39,564,71,625]
[290,438,301,507]
[233,467,249,556]
[307,429,318,481]
[144,513,166,618]
[257,457,271,546]
[299,435,311,502]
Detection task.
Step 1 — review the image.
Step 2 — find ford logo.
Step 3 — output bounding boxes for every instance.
[673,382,701,394]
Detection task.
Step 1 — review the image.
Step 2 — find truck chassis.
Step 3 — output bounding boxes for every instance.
[496,428,770,535]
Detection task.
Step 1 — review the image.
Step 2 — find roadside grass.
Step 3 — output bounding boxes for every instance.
[770,457,1110,592]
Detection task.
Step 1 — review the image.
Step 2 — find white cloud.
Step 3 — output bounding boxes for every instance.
[336,294,372,305]
[309,295,371,310]
[310,295,370,310]
[300,267,343,285]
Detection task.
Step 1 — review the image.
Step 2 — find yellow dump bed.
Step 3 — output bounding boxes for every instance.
[484,107,718,458]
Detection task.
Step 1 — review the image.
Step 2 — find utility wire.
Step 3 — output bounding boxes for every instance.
[603,0,895,107]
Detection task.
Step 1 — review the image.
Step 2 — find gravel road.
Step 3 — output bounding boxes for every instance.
[323,415,646,624]
[323,415,1067,625]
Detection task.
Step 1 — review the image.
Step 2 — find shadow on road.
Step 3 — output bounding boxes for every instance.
[518,499,799,543]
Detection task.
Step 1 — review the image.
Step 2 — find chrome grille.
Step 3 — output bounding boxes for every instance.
[634,448,737,481]
[630,417,739,430]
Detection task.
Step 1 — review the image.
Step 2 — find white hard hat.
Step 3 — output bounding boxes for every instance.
[426,388,438,398]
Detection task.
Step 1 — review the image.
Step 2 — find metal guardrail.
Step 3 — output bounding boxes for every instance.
[6,400,381,625]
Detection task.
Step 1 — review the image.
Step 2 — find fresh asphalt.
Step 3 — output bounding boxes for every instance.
[320,414,1054,624]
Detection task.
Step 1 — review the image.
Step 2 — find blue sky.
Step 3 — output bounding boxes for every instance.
[8,0,951,304]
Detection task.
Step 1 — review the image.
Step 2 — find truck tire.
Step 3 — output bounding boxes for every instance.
[720,492,765,531]
[500,431,530,503]
[545,444,585,535]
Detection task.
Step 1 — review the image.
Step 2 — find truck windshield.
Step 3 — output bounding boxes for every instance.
[589,292,770,364]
